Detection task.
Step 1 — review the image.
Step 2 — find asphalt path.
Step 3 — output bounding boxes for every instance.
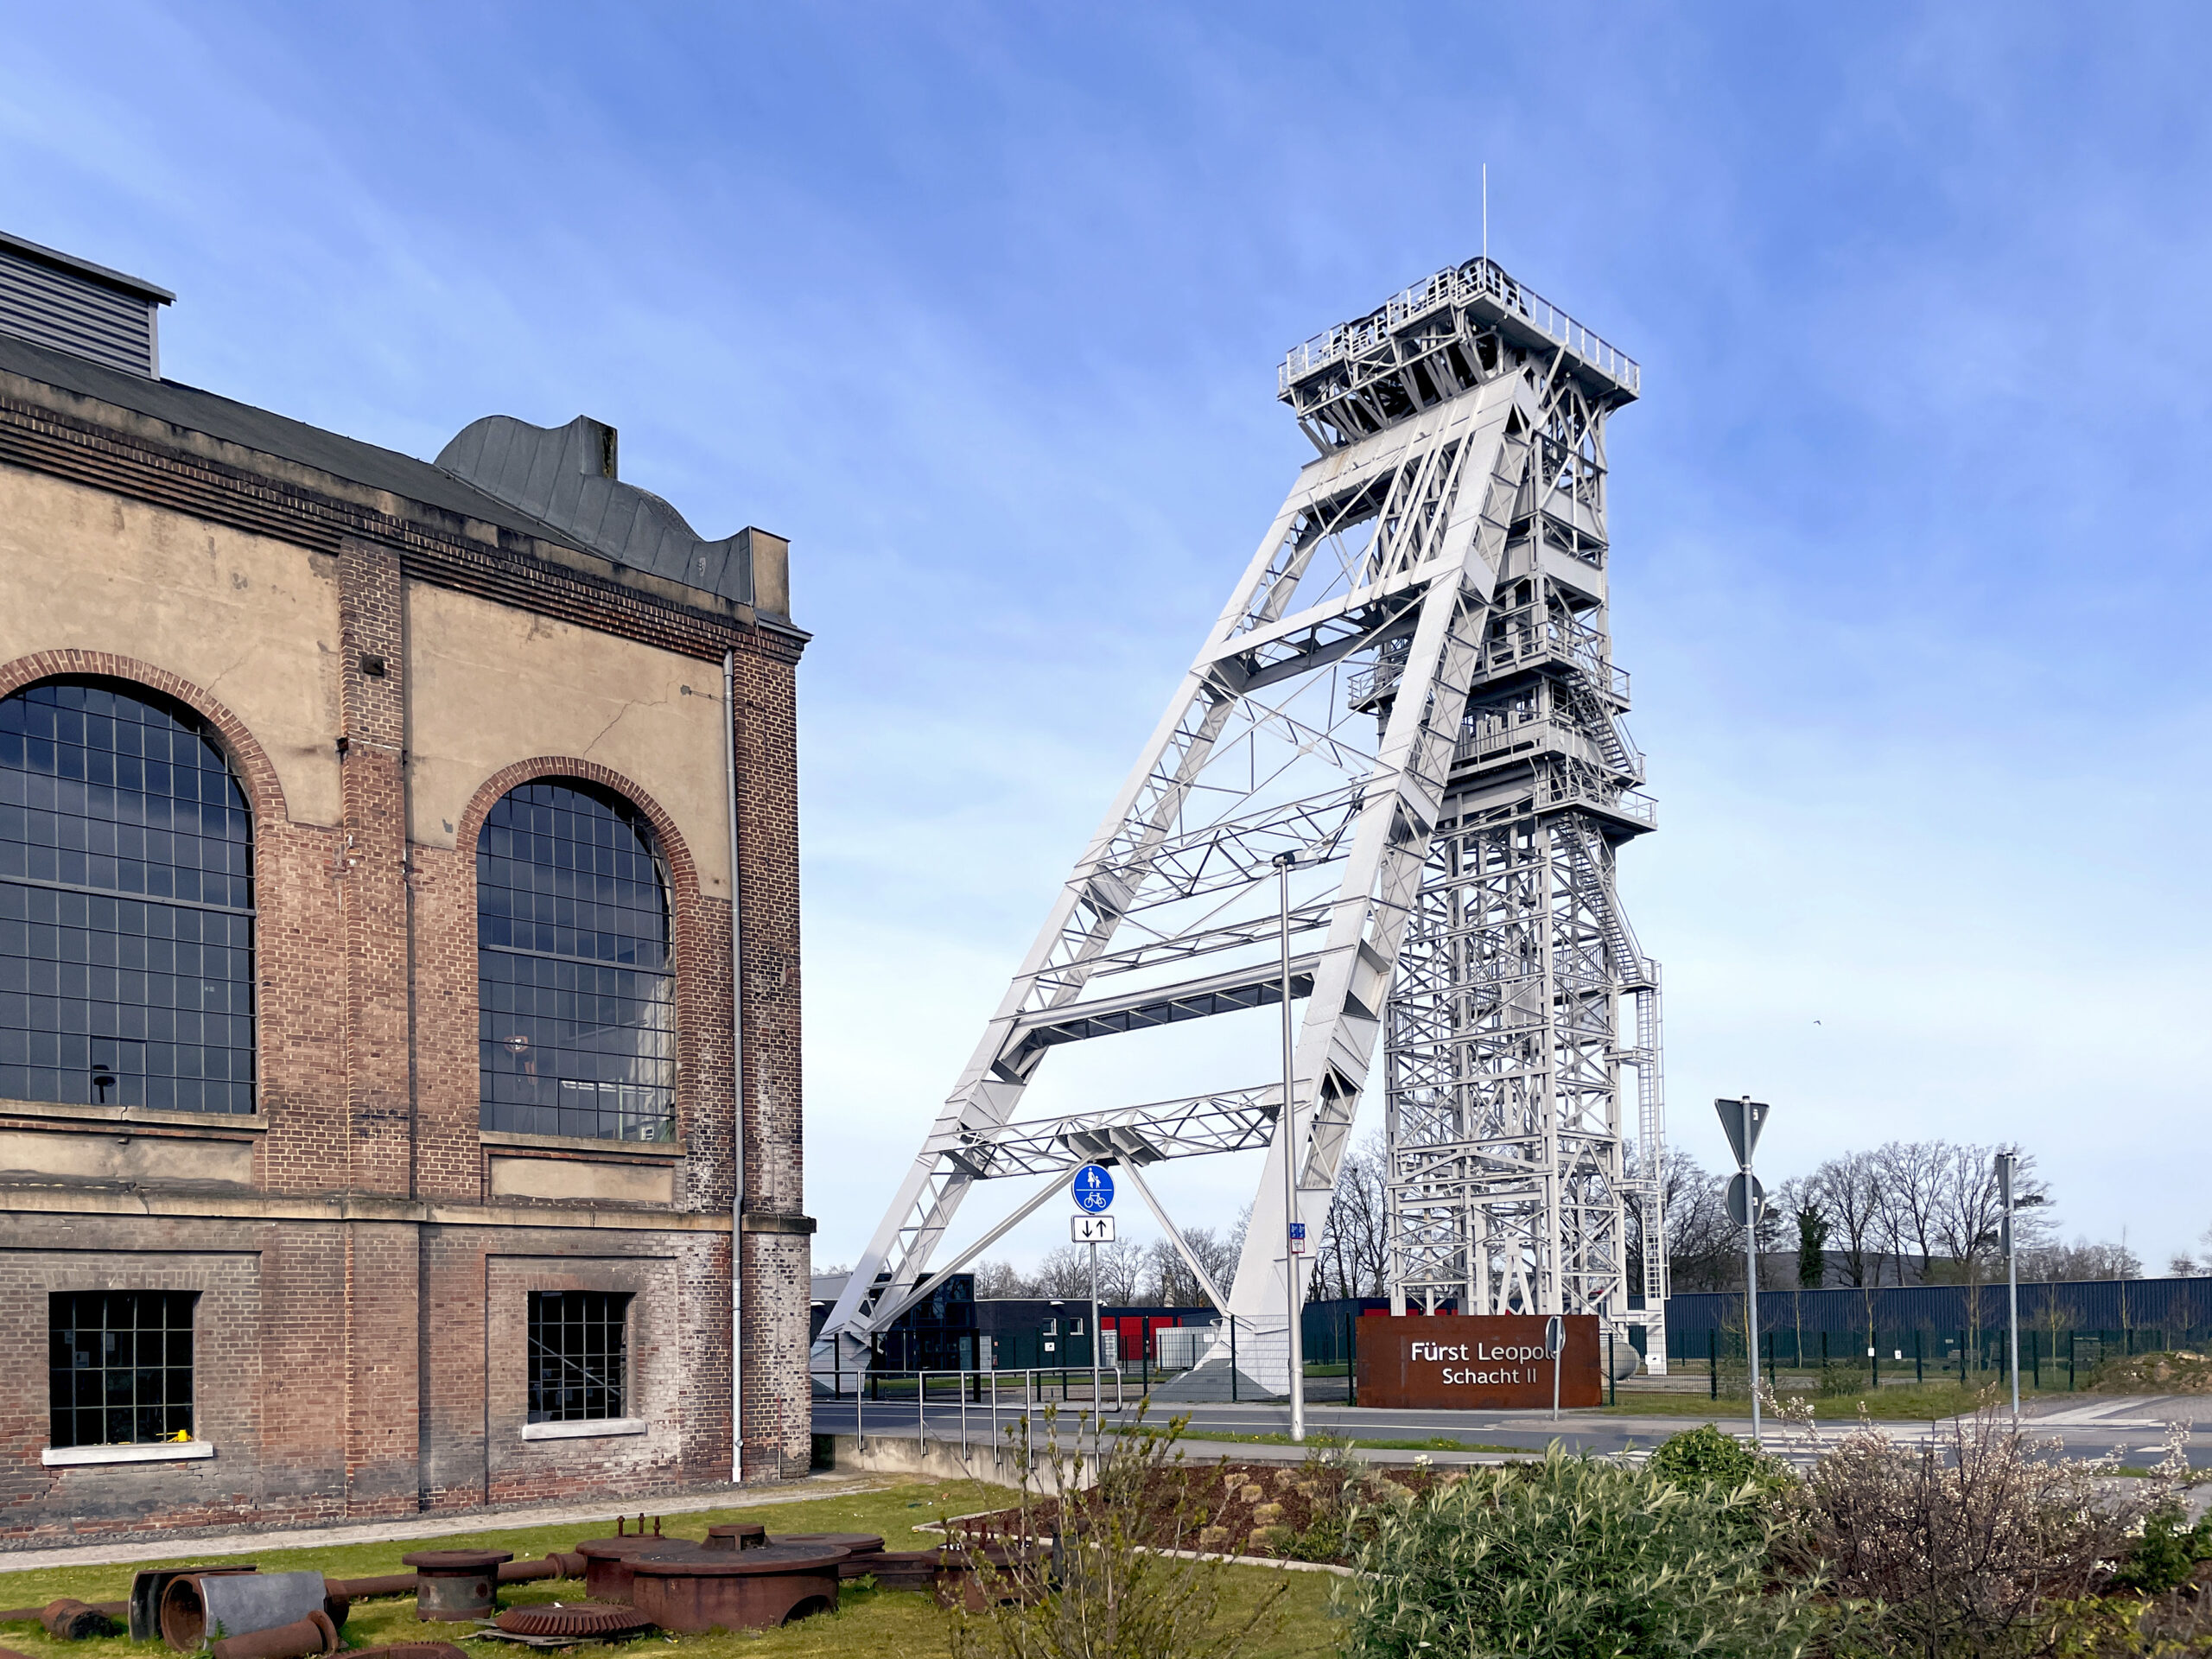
[811,1390,2212,1471]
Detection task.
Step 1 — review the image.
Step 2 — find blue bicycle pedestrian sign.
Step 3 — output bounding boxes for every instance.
[1071,1164,1115,1213]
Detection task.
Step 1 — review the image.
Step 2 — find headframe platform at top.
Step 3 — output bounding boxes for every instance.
[1278,256,1640,454]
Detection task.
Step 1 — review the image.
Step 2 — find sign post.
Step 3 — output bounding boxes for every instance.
[1071,1166,1115,1408]
[1545,1315,1565,1421]
[1714,1096,1770,1450]
[1998,1151,2020,1419]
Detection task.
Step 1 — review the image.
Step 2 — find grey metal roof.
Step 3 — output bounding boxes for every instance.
[0,328,759,610]
[0,230,175,304]
[438,414,753,605]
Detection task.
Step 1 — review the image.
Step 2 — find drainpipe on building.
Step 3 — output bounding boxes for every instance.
[723,648,746,1483]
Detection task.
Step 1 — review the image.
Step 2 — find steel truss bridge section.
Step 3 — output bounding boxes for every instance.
[817,257,1663,1388]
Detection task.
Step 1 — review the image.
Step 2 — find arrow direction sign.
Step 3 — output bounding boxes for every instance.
[1713,1096,1770,1169]
[1072,1214,1116,1243]
[1726,1172,1767,1228]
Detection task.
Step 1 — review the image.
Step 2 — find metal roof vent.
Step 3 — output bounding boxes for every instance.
[0,231,173,378]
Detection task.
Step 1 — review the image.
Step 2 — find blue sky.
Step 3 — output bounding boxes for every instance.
[4,3,2208,1273]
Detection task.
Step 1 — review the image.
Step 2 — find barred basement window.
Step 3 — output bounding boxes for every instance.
[49,1290,197,1447]
[477,781,674,1142]
[528,1290,631,1422]
[0,679,257,1114]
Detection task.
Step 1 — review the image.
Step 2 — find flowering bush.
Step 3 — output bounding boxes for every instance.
[1775,1403,2190,1656]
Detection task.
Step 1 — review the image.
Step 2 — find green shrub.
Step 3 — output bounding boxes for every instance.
[2111,1503,2212,1596]
[1816,1363,1862,1398]
[1341,1445,1817,1659]
[1644,1422,1764,1491]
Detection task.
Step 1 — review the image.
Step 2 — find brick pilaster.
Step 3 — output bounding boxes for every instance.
[336,538,423,1512]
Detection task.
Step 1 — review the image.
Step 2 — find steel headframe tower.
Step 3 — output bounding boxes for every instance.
[817,257,1668,1388]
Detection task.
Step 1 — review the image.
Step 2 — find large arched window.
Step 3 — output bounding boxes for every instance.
[0,679,256,1114]
[478,779,675,1142]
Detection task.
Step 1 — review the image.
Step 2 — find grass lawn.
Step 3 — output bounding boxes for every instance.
[0,1478,1343,1659]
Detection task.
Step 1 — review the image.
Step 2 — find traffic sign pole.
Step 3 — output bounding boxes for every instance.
[1716,1096,1770,1452]
[1999,1152,2020,1420]
[1069,1165,1116,1413]
[1276,852,1305,1444]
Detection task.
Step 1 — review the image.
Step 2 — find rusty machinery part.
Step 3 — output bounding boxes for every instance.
[932,1546,1046,1614]
[702,1524,764,1552]
[40,1600,123,1640]
[161,1571,333,1653]
[494,1604,654,1638]
[0,1646,36,1659]
[208,1610,339,1659]
[572,1538,672,1605]
[626,1545,848,1635]
[130,1570,257,1644]
[768,1534,884,1560]
[400,1551,512,1624]
[858,1550,950,1592]
[611,1516,663,1540]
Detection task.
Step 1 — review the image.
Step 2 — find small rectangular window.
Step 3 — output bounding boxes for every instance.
[528,1290,631,1422]
[48,1290,197,1447]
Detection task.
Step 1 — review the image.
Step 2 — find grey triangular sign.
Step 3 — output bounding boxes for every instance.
[1714,1096,1770,1167]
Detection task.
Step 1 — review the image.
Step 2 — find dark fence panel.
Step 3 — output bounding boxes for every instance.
[1665,1275,2212,1344]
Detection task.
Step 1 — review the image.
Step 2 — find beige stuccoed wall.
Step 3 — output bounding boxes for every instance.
[403,581,732,899]
[0,464,345,824]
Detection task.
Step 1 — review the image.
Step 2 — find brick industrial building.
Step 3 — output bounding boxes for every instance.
[0,231,812,1540]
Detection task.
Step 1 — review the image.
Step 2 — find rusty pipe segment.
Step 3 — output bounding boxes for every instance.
[493,1555,573,1584]
[40,1600,123,1640]
[130,1569,257,1643]
[208,1610,338,1659]
[161,1571,331,1652]
[321,1574,415,1601]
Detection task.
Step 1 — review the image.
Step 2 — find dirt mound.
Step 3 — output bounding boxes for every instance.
[2088,1350,2212,1395]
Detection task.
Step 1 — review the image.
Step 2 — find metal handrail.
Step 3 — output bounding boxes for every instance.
[839,1365,1128,1462]
[1279,259,1639,395]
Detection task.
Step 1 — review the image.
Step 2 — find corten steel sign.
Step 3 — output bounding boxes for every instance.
[1355,1313,1603,1411]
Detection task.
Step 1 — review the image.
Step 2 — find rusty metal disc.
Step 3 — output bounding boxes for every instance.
[494,1604,653,1638]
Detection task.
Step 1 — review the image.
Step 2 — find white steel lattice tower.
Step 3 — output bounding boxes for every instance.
[817,258,1667,1386]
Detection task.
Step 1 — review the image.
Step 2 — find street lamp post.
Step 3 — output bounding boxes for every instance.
[1274,850,1306,1445]
[1994,1152,2047,1419]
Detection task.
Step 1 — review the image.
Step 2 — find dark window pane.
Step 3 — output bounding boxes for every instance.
[46,1290,196,1446]
[525,1290,630,1421]
[0,682,255,1115]
[477,783,671,1141]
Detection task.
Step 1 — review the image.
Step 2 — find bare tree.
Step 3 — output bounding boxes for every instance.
[2018,1236,2144,1283]
[1873,1141,1949,1283]
[1145,1226,1241,1307]
[972,1259,1026,1299]
[1312,1133,1389,1300]
[1648,1147,1735,1292]
[1029,1244,1101,1300]
[1806,1150,1885,1287]
[1926,1141,2051,1278]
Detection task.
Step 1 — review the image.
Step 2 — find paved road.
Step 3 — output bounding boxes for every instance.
[814,1389,2212,1471]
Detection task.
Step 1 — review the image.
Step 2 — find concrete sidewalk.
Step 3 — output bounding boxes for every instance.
[0,1475,890,1573]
